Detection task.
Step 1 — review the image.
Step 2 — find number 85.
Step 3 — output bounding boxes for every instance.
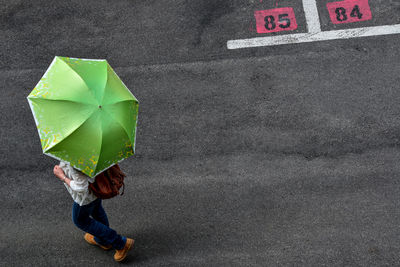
[264,13,291,30]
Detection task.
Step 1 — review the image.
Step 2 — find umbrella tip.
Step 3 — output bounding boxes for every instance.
[98,105,102,109]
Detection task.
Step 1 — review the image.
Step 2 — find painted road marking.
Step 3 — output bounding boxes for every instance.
[228,24,400,49]
[303,0,321,33]
[254,8,298,33]
[227,0,400,49]
[327,0,372,24]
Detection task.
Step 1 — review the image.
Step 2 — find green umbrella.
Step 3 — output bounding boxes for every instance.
[27,56,139,177]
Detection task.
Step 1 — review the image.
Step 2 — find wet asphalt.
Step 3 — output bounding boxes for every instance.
[1,0,400,266]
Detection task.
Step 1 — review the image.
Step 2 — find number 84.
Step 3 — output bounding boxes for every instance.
[335,5,363,21]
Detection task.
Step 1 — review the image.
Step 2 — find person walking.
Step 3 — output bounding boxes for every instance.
[53,161,134,262]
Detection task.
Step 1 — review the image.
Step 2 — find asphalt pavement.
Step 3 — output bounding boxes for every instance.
[1,0,400,266]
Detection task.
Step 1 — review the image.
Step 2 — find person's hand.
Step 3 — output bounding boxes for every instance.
[53,165,65,180]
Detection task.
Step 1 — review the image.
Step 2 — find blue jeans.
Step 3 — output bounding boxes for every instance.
[72,198,126,250]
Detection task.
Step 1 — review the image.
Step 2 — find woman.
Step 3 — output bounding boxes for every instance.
[53,161,134,262]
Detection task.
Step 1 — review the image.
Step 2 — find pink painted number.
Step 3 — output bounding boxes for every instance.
[254,7,298,34]
[327,0,372,24]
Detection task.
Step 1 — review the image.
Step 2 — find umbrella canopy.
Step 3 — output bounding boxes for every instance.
[27,56,139,177]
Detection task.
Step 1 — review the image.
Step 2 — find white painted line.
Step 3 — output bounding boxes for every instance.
[303,0,321,33]
[227,24,400,49]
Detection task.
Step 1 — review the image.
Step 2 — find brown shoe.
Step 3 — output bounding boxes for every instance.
[84,233,112,250]
[114,238,134,262]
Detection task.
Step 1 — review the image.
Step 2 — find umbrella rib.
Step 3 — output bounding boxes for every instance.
[98,64,138,106]
[94,142,106,176]
[27,96,96,106]
[44,109,97,152]
[99,63,109,105]
[58,59,98,103]
[92,109,130,175]
[103,99,138,107]
[93,119,103,175]
[102,108,133,144]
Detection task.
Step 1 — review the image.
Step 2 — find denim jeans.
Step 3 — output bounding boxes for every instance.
[72,198,126,250]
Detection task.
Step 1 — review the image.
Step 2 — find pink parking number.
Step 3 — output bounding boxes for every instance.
[327,0,372,24]
[254,7,298,34]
